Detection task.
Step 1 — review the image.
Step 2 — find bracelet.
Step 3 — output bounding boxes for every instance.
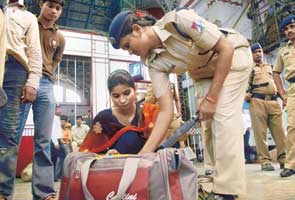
[205,95,217,104]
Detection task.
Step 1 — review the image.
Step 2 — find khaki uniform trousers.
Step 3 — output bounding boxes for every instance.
[285,93,295,169]
[194,65,250,195]
[195,79,215,169]
[249,98,286,164]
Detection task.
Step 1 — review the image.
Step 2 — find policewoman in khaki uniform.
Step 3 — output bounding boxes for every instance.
[108,8,253,199]
[273,15,295,178]
[246,43,286,171]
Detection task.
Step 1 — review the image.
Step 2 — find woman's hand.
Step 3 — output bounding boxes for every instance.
[199,97,217,121]
[92,122,103,134]
[106,149,119,155]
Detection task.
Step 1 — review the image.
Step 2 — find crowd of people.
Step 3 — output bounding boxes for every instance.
[0,1,294,200]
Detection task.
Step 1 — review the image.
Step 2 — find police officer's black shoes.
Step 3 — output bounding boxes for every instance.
[280,168,295,177]
[0,87,7,107]
[261,163,275,171]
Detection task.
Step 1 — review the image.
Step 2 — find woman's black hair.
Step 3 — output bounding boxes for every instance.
[121,10,157,39]
[107,69,135,92]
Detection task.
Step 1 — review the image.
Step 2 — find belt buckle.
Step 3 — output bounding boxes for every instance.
[265,95,271,101]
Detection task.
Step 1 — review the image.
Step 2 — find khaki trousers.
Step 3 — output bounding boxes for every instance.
[285,95,295,169]
[201,119,214,168]
[195,79,215,169]
[194,66,251,195]
[249,98,286,164]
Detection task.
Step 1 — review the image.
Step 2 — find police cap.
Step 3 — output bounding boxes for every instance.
[251,42,262,52]
[108,11,133,49]
[280,15,295,31]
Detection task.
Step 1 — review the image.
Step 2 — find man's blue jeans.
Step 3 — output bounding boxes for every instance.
[20,76,57,200]
[0,57,29,200]
[0,56,57,199]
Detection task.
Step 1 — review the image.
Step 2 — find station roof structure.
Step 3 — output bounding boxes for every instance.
[21,0,182,35]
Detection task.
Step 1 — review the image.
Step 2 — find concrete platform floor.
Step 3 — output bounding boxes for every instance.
[13,163,295,200]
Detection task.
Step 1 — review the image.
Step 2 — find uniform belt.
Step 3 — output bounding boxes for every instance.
[287,77,295,83]
[252,82,269,89]
[252,93,277,101]
[220,30,249,49]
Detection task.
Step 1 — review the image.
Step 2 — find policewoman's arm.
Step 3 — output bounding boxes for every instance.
[139,90,174,154]
[199,37,233,120]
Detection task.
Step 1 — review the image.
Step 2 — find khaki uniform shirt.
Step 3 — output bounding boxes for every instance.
[250,63,277,95]
[144,9,250,98]
[273,41,295,96]
[5,3,42,89]
[38,20,65,80]
[0,9,6,87]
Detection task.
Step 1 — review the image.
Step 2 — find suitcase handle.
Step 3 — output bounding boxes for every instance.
[80,157,140,200]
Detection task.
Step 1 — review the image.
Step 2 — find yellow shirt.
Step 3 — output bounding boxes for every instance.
[5,3,42,89]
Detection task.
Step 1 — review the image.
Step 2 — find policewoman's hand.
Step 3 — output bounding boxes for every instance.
[199,96,217,121]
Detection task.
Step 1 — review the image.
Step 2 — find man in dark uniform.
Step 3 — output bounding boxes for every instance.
[246,43,286,171]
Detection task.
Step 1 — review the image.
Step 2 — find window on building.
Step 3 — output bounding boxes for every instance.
[56,55,91,124]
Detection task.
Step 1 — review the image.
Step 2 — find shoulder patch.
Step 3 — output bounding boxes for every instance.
[191,18,205,32]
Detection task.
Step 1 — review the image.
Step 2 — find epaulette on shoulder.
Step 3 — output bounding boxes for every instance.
[278,42,288,50]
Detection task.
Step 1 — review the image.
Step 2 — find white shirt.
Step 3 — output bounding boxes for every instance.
[71,124,90,145]
[51,115,62,146]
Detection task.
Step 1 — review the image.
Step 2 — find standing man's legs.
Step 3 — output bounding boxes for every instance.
[249,99,274,170]
[31,77,56,200]
[284,97,295,171]
[0,58,28,200]
[267,101,286,167]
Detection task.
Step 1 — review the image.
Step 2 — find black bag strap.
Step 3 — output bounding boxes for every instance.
[172,22,191,40]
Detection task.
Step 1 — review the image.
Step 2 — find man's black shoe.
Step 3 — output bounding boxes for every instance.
[0,87,7,107]
[280,168,295,177]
